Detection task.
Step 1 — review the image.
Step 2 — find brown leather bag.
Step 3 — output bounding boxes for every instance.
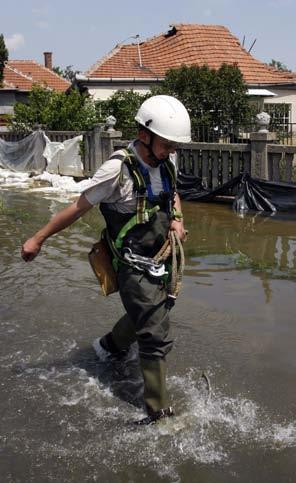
[88,237,118,296]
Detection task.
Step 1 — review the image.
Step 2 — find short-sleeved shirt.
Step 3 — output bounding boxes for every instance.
[82,141,177,214]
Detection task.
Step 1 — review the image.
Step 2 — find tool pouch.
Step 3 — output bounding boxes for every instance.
[88,233,118,296]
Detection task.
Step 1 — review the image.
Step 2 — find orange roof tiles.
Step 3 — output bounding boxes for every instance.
[3,60,70,92]
[86,24,295,85]
[3,64,34,90]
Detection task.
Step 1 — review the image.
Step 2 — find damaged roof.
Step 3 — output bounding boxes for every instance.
[85,24,295,85]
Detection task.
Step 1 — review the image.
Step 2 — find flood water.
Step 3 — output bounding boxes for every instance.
[1,184,296,483]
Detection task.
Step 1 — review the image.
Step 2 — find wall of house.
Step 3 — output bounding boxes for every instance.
[87,84,296,120]
[0,91,29,111]
[264,88,296,125]
[88,84,152,101]
[0,91,29,131]
[0,91,16,114]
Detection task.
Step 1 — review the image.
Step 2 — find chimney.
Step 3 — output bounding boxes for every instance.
[43,52,53,70]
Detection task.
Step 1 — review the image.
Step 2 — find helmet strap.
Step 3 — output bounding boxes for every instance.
[139,132,167,166]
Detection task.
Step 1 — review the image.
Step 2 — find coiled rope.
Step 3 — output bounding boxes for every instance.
[154,230,185,302]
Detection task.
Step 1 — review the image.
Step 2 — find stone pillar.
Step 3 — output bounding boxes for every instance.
[92,124,103,170]
[101,130,123,162]
[90,118,122,173]
[249,132,277,179]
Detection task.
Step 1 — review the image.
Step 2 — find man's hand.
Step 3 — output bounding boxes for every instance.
[21,236,43,262]
[20,193,93,263]
[170,219,187,242]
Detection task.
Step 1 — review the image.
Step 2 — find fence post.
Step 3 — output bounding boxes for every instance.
[100,130,123,163]
[249,132,276,179]
[92,124,104,171]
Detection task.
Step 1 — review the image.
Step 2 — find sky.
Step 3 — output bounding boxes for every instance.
[2,0,296,73]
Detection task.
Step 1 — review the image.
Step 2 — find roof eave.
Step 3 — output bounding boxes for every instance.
[247,82,296,89]
[0,87,30,93]
[76,74,162,84]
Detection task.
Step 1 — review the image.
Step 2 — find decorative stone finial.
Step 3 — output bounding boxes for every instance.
[105,115,117,132]
[256,111,271,133]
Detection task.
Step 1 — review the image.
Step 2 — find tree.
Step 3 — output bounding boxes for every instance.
[10,85,98,132]
[53,65,81,83]
[0,34,8,87]
[269,59,290,72]
[52,66,64,77]
[152,64,252,141]
[95,90,150,138]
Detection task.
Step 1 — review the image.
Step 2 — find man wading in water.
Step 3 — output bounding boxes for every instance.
[21,95,191,425]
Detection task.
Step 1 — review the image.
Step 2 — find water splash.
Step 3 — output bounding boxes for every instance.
[9,363,296,482]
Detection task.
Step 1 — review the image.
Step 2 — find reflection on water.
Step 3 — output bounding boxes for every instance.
[1,189,296,483]
[184,202,296,305]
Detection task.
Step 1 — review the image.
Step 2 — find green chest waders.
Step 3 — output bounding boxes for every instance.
[100,149,177,415]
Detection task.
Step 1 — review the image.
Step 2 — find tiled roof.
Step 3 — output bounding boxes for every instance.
[86,24,295,85]
[3,64,34,90]
[3,60,70,91]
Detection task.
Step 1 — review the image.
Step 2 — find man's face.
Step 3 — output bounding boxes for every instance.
[152,135,178,160]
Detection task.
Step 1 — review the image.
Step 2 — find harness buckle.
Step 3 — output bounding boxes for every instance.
[123,248,167,278]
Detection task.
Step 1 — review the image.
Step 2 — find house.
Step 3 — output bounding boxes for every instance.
[76,24,296,128]
[0,52,70,130]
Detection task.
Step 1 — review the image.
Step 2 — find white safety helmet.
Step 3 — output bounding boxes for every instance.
[135,95,191,143]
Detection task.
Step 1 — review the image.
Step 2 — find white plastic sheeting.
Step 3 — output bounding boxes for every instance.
[0,169,92,197]
[32,172,92,193]
[0,131,84,177]
[43,134,84,177]
[0,131,47,173]
[0,169,33,188]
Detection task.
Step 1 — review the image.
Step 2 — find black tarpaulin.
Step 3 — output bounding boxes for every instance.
[177,171,296,213]
[234,173,296,212]
[176,171,242,201]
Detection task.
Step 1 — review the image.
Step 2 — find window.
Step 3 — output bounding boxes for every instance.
[264,103,291,128]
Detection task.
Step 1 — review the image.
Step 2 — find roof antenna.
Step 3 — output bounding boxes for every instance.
[248,38,257,53]
[135,34,142,67]
[117,34,143,67]
[242,35,245,47]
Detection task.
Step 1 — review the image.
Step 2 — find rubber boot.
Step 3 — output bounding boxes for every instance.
[93,333,129,361]
[140,357,169,414]
[133,357,174,425]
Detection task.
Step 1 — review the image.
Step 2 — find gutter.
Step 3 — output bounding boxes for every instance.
[248,82,296,89]
[0,87,30,93]
[75,74,163,83]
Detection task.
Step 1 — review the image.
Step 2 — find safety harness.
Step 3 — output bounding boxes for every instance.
[117,148,177,223]
[102,147,185,308]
